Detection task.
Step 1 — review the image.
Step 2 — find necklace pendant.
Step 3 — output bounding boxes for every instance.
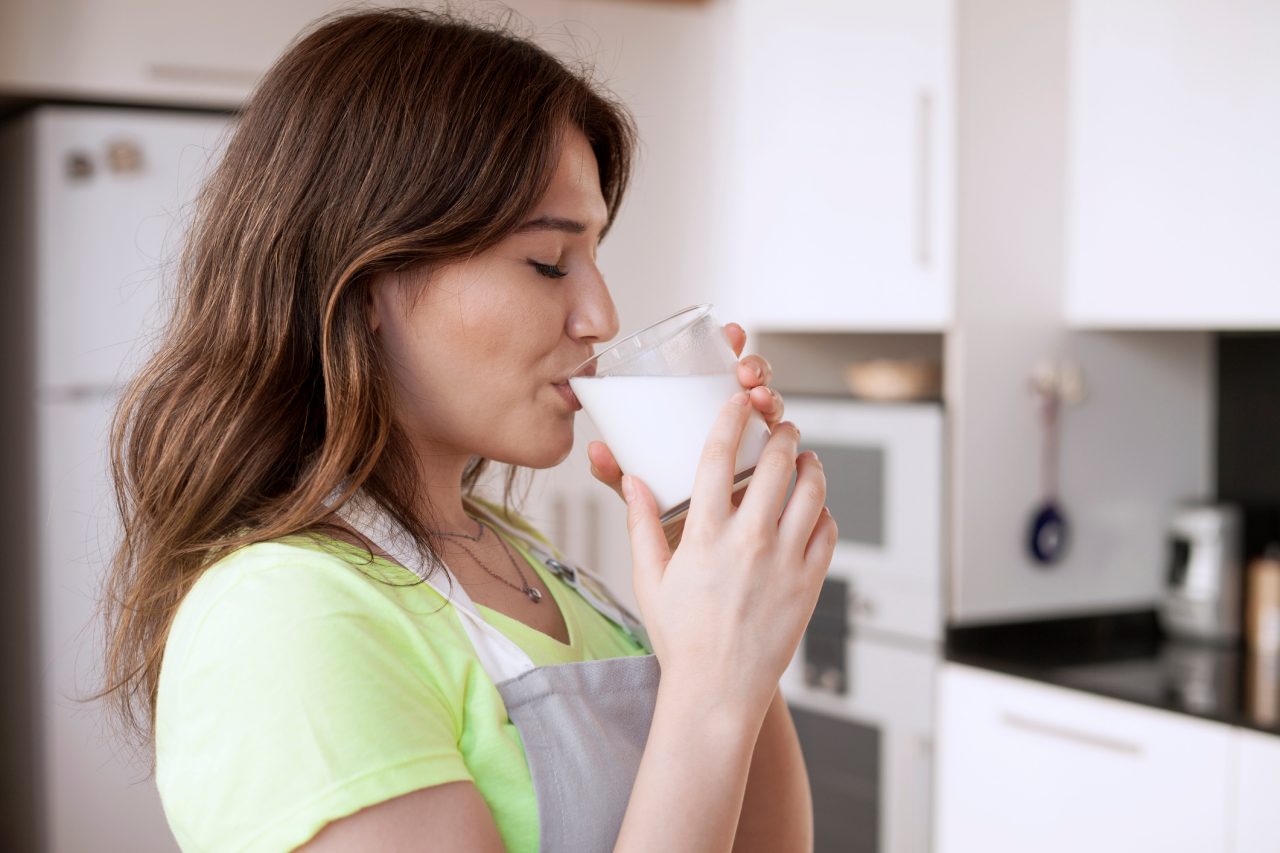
[526,586,543,604]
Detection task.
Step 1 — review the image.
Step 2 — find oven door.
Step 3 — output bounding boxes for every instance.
[782,588,938,853]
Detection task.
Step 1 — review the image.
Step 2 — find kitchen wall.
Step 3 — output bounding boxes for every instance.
[947,0,1211,623]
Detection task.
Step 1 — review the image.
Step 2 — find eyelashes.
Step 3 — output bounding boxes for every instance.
[529,260,568,279]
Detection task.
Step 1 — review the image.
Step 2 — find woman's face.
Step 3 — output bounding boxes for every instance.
[369,126,619,470]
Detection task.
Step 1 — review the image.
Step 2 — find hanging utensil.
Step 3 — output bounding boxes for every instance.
[1026,360,1084,566]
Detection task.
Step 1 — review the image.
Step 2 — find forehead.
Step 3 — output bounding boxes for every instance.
[531,127,609,231]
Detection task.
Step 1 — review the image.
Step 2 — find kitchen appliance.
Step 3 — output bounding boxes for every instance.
[1160,503,1244,643]
[1245,545,1280,654]
[779,396,944,853]
[0,105,231,851]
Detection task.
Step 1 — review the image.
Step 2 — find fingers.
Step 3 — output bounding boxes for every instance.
[777,451,830,556]
[736,420,801,523]
[803,507,839,574]
[588,440,624,494]
[688,391,753,525]
[622,475,672,597]
[723,322,746,357]
[749,384,785,426]
[735,354,782,426]
[735,353,772,389]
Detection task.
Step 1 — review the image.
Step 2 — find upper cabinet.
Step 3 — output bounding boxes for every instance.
[1065,0,1280,329]
[0,0,350,107]
[714,0,954,332]
[0,0,576,109]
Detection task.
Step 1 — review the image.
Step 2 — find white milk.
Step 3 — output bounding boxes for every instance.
[569,373,772,514]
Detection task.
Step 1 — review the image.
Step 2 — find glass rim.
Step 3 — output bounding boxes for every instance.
[569,303,714,379]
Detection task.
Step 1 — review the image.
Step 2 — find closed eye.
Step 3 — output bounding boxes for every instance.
[529,260,568,279]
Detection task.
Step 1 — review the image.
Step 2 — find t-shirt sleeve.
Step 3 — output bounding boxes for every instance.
[155,546,472,853]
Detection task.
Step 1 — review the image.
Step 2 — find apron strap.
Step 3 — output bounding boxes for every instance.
[328,491,538,683]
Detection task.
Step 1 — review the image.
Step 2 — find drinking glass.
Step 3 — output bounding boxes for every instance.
[569,304,771,524]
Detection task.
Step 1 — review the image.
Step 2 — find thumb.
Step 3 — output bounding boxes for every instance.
[622,475,671,594]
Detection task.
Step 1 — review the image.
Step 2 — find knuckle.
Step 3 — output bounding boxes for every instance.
[801,482,827,505]
[759,445,796,473]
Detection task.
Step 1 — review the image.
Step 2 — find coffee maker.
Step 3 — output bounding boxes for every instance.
[1160,504,1243,643]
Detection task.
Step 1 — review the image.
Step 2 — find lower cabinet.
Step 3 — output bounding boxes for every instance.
[1232,727,1280,853]
[934,664,1234,853]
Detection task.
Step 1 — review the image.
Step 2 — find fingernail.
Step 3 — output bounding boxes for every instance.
[621,476,636,504]
[731,392,749,406]
[752,363,763,380]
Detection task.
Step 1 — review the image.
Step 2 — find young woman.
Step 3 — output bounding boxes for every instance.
[102,9,836,852]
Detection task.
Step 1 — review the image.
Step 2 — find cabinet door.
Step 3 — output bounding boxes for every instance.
[935,664,1232,853]
[33,107,230,391]
[1231,727,1280,853]
[717,0,953,331]
[0,0,333,106]
[37,395,177,851]
[0,0,574,108]
[1066,0,1280,328]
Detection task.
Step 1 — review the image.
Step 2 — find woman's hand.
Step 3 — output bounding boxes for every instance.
[622,393,837,718]
[586,322,783,502]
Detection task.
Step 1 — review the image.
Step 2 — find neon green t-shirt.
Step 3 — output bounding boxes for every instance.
[155,503,646,852]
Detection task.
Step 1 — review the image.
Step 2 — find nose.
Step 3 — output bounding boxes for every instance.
[566,265,619,345]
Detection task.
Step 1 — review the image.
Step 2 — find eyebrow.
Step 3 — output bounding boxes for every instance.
[513,215,592,236]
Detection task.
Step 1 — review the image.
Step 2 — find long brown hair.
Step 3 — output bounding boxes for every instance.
[100,7,636,743]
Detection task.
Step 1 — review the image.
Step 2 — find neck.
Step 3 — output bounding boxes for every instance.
[408,443,485,535]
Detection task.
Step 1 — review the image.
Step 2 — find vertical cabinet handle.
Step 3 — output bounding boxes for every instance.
[916,90,933,268]
[585,495,602,571]
[552,492,570,556]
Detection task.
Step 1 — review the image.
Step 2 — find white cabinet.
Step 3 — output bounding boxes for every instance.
[935,664,1234,853]
[37,396,178,852]
[0,0,580,109]
[0,0,345,107]
[715,0,954,331]
[1231,727,1280,853]
[1065,0,1280,328]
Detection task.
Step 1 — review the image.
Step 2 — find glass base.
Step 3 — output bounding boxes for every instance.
[658,466,757,527]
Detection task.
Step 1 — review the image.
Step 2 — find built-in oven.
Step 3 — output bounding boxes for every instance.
[780,397,945,853]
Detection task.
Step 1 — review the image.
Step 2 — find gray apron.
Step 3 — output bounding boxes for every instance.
[333,493,660,852]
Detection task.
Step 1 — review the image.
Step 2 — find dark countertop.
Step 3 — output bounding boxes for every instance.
[945,609,1280,738]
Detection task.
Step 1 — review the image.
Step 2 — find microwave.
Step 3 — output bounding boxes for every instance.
[786,396,946,644]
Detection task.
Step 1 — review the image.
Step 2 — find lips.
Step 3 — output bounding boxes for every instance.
[552,381,582,410]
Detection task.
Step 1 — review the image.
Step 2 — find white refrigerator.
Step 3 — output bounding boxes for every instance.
[0,105,231,852]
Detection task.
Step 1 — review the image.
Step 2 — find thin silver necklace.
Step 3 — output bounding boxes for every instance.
[436,519,543,604]
[429,517,484,542]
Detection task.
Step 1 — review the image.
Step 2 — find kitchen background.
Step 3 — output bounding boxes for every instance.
[1,0,1277,851]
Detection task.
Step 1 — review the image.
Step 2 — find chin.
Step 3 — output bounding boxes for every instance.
[511,419,576,470]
